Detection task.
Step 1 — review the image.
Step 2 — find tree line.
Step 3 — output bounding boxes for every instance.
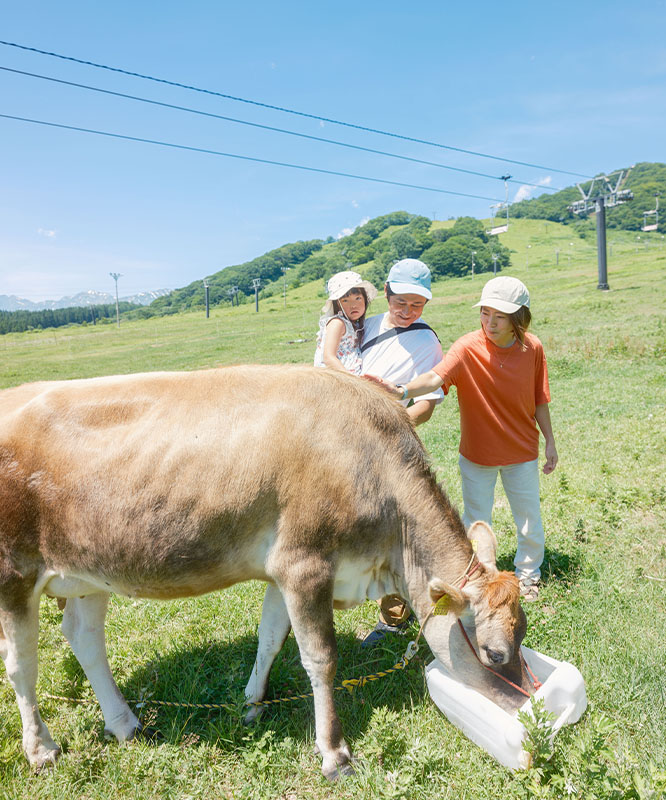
[0,302,140,335]
[140,212,510,316]
[510,161,665,234]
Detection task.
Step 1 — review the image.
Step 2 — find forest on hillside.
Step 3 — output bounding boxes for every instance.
[510,161,665,234]
[143,212,510,317]
[0,302,140,335]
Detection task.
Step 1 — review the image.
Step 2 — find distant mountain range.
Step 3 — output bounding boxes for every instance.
[0,289,171,312]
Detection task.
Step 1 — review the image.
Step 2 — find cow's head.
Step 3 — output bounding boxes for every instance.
[426,521,526,669]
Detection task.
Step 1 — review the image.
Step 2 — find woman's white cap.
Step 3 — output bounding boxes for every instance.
[473,276,530,313]
[322,271,377,315]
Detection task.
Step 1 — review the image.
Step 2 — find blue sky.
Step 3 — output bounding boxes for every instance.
[1,1,665,300]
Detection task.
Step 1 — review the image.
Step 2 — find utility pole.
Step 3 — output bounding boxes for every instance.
[555,248,560,266]
[492,254,498,275]
[568,170,633,290]
[252,278,261,312]
[203,279,210,318]
[471,250,476,278]
[281,266,290,308]
[526,245,531,269]
[109,272,122,327]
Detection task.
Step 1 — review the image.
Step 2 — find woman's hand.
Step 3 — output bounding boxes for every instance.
[542,440,558,474]
[363,374,401,397]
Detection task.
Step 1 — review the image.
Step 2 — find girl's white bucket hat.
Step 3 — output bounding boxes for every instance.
[322,271,377,315]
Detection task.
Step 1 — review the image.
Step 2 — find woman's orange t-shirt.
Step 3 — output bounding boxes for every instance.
[432,328,550,466]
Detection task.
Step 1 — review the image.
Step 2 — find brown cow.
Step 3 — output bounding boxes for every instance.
[0,366,530,779]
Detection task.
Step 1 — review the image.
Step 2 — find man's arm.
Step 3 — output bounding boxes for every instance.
[407,398,436,425]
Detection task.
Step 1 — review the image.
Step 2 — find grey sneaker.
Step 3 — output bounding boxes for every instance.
[361,616,415,648]
[519,579,540,602]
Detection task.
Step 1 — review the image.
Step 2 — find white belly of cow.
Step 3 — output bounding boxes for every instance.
[42,573,120,598]
[332,557,401,609]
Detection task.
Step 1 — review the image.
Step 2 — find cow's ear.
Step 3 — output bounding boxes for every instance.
[428,578,467,616]
[468,521,498,573]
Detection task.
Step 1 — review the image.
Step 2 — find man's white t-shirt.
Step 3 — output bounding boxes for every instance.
[360,312,444,406]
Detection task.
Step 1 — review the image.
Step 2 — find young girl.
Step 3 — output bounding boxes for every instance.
[313,271,377,375]
[372,276,557,601]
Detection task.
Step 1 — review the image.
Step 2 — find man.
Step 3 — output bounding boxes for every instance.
[361,258,443,424]
[360,258,443,645]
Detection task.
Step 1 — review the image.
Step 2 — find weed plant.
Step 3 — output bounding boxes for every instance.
[0,220,664,798]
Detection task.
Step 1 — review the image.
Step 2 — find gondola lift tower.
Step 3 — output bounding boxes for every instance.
[568,169,634,290]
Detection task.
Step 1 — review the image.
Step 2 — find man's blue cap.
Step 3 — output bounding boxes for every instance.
[386,259,432,300]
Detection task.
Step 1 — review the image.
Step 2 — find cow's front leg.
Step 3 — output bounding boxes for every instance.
[277,572,353,781]
[244,582,291,724]
[61,594,141,741]
[0,600,60,769]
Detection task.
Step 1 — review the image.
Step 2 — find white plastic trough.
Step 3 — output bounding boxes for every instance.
[425,646,587,770]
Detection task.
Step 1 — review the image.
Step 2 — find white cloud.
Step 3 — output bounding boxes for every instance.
[335,216,370,240]
[37,228,56,238]
[512,176,552,204]
[319,121,325,128]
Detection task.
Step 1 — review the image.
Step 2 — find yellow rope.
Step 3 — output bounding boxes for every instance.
[42,641,420,713]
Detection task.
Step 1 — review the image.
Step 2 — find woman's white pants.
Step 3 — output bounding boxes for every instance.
[458,454,544,582]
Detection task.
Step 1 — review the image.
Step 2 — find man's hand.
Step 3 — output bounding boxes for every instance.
[363,374,401,397]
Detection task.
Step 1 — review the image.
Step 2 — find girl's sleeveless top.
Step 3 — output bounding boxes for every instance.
[313,314,362,375]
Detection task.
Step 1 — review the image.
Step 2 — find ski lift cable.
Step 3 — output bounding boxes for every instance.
[0,39,594,180]
[0,112,504,202]
[0,66,561,192]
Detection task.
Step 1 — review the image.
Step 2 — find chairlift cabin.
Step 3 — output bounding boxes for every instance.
[486,202,509,236]
[642,194,659,232]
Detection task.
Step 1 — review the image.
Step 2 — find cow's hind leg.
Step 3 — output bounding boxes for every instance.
[276,567,353,781]
[244,582,291,724]
[61,594,142,742]
[0,600,60,769]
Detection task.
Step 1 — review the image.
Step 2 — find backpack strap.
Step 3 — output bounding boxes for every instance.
[360,321,439,354]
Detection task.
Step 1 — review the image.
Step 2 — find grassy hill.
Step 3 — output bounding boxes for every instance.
[125,161,664,318]
[0,218,665,798]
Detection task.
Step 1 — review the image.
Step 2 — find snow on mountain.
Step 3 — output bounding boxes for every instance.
[0,289,171,312]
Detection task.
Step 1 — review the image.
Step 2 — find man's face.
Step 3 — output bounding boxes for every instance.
[385,287,428,328]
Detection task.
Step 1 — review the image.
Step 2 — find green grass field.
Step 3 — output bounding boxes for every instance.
[1,219,665,799]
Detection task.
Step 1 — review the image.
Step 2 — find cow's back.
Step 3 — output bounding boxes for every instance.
[0,366,429,598]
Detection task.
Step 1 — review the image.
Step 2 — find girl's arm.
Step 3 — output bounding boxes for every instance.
[535,403,558,474]
[322,318,349,371]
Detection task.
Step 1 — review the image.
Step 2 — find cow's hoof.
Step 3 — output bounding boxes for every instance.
[322,754,356,781]
[30,744,61,773]
[243,706,263,726]
[132,725,163,743]
[322,760,355,781]
[104,724,162,744]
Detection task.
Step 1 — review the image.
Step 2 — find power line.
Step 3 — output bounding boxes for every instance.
[0,65,561,192]
[0,113,503,202]
[0,39,593,180]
